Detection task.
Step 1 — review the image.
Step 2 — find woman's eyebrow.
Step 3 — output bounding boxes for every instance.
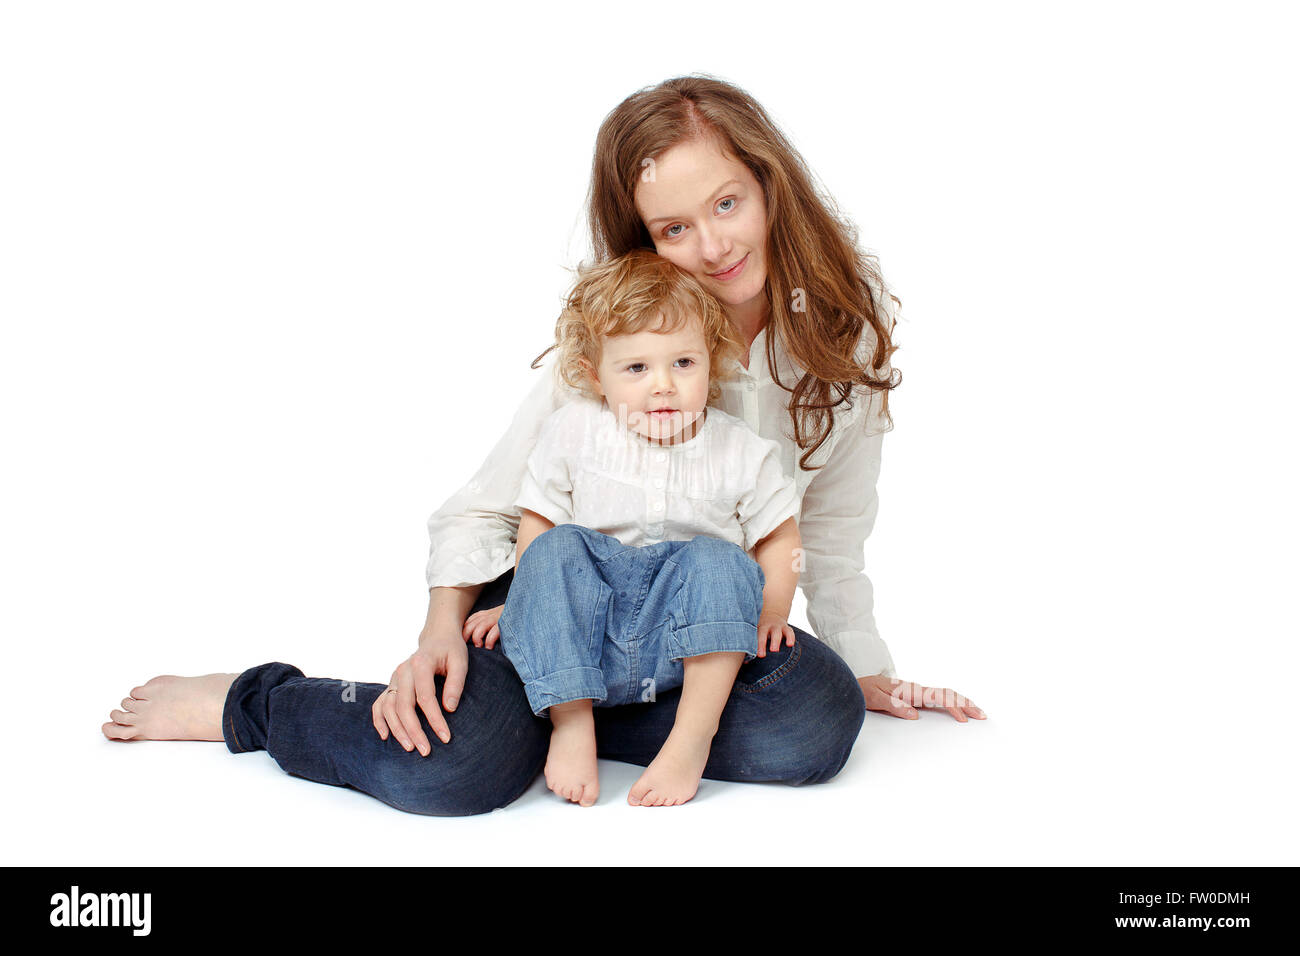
[644,180,742,227]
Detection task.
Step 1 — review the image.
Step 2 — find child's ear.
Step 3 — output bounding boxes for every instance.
[578,357,603,397]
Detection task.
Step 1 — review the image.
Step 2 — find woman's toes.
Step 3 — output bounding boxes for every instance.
[102,720,136,740]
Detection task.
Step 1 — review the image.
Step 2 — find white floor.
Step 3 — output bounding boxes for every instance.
[19,646,1292,867]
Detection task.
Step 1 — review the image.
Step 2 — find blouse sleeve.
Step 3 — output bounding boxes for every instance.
[796,412,896,679]
[424,361,569,590]
[795,273,902,677]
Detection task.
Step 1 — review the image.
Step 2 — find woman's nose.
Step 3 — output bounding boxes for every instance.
[697,222,730,267]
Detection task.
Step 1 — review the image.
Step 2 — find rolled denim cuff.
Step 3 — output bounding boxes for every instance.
[222,662,306,754]
[522,666,609,716]
[667,621,759,663]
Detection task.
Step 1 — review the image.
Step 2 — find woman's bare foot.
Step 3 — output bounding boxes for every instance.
[627,728,713,806]
[544,701,599,807]
[101,673,238,742]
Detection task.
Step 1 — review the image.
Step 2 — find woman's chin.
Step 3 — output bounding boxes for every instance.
[711,278,766,312]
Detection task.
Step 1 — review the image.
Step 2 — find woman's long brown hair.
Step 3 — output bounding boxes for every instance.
[575,74,902,471]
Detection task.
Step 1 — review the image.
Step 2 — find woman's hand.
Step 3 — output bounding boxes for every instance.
[756,611,796,658]
[371,622,469,756]
[462,605,504,649]
[858,674,986,722]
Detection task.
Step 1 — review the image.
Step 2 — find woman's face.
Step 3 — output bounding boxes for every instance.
[634,136,769,316]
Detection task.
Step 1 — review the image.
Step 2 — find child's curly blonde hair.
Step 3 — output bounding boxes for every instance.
[531,249,747,406]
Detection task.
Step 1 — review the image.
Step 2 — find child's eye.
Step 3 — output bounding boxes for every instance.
[716,197,735,214]
[675,358,695,368]
[626,362,645,373]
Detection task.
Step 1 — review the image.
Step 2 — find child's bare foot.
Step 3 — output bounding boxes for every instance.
[544,702,599,807]
[627,728,713,806]
[101,673,238,742]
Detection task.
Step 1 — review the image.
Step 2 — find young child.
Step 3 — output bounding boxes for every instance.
[471,249,803,808]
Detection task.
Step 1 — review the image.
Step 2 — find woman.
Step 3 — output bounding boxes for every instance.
[103,75,983,815]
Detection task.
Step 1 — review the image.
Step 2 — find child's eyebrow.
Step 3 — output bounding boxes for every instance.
[609,348,707,363]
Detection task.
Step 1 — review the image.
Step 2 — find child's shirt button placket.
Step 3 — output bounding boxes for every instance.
[645,451,670,542]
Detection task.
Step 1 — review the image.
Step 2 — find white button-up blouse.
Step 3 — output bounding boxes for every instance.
[426,305,898,679]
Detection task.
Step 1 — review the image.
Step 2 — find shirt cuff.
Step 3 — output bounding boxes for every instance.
[425,538,516,591]
[817,629,897,680]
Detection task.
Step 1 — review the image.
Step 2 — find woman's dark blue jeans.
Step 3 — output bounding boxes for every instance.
[221,567,867,815]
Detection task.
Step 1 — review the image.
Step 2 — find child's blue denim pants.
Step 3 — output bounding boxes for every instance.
[499,524,766,716]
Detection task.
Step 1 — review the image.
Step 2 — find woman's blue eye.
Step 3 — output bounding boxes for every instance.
[664,224,684,238]
[716,197,735,213]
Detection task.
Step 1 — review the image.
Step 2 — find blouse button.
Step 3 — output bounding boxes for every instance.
[653,478,665,489]
[652,501,664,512]
[746,381,756,392]
[655,451,667,463]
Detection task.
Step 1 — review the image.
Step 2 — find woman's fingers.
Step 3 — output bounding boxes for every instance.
[408,654,446,752]
[372,681,391,740]
[485,623,500,649]
[381,676,416,750]
[440,645,469,719]
[880,684,919,718]
[864,676,987,721]
[858,676,918,718]
[392,665,432,756]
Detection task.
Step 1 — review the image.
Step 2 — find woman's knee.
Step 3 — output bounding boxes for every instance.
[367,748,542,816]
[366,649,549,815]
[791,639,866,784]
[733,633,866,785]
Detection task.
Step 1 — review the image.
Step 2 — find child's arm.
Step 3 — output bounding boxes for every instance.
[750,516,802,655]
[462,508,556,650]
[515,508,556,573]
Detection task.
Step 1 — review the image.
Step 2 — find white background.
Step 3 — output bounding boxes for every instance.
[2,0,1296,865]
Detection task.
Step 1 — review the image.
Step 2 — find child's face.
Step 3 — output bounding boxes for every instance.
[586,314,711,445]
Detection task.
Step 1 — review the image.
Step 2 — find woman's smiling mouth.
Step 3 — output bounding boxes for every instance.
[707,254,748,281]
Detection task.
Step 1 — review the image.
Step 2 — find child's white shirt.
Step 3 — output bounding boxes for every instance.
[514,397,798,554]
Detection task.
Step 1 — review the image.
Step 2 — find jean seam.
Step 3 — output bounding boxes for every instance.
[739,638,803,694]
[226,707,245,752]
